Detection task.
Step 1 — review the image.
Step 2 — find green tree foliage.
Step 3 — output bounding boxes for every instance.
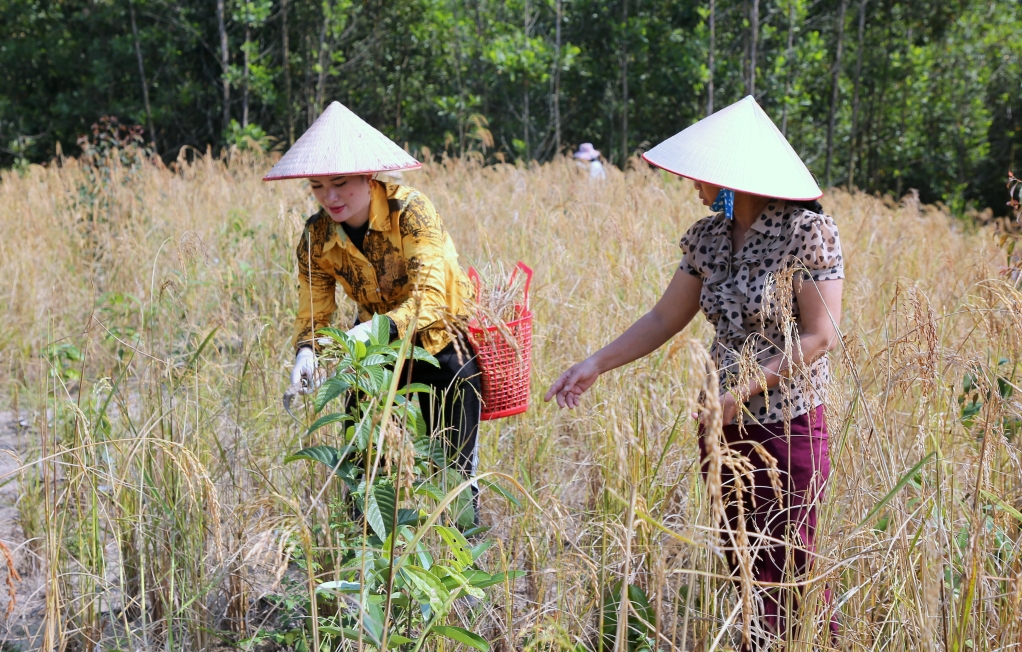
[2,0,1021,212]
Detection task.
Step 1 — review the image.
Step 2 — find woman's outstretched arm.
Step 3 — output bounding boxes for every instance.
[544,269,703,409]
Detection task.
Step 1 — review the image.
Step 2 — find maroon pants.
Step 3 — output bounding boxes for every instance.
[699,405,838,644]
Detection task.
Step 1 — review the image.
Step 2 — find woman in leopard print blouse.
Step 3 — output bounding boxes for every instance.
[546,96,843,647]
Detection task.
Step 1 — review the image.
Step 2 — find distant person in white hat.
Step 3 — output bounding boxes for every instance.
[265,101,481,523]
[574,142,606,180]
[547,96,843,645]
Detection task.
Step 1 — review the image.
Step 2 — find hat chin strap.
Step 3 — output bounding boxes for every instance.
[711,188,735,220]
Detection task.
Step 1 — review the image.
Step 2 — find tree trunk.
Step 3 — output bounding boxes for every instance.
[781,0,796,136]
[217,0,230,133]
[748,0,759,97]
[314,0,332,117]
[129,0,157,151]
[242,24,250,128]
[303,29,314,126]
[620,0,629,165]
[554,0,562,154]
[865,26,892,190]
[707,0,715,115]
[824,0,849,186]
[282,0,293,144]
[847,0,868,188]
[396,56,405,132]
[523,0,530,160]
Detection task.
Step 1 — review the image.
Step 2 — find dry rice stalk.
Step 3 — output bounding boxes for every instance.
[466,262,528,353]
[720,451,756,648]
[382,417,412,487]
[689,340,756,647]
[690,341,725,532]
[746,440,784,503]
[473,261,527,325]
[0,539,19,618]
[734,335,770,431]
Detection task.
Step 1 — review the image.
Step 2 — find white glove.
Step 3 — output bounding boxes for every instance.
[346,321,374,343]
[290,347,319,395]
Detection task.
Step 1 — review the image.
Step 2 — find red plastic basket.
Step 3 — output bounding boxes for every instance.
[466,262,534,420]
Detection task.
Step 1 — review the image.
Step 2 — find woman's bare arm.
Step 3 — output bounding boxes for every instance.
[545,269,703,409]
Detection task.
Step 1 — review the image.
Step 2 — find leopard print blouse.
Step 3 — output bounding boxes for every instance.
[680,201,844,425]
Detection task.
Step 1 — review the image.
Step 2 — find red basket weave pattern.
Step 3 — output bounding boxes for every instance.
[468,311,533,420]
[466,262,533,420]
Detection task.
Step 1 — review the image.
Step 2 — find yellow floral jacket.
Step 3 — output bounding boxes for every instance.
[294,180,473,355]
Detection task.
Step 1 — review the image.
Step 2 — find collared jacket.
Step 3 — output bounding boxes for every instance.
[294,180,474,355]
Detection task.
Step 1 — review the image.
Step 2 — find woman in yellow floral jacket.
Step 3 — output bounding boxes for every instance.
[265,102,481,519]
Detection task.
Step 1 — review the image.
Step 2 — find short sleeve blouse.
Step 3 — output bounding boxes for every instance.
[679,201,844,425]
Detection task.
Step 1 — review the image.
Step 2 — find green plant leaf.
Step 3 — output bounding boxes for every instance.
[330,625,382,649]
[402,565,448,613]
[404,400,428,436]
[998,376,1014,399]
[601,582,655,652]
[464,570,524,589]
[315,376,351,413]
[371,314,391,346]
[316,580,361,594]
[373,483,397,536]
[362,353,391,366]
[479,477,522,508]
[435,525,473,570]
[469,540,494,562]
[305,412,352,436]
[186,325,219,369]
[362,601,386,647]
[461,569,491,586]
[415,481,447,501]
[414,439,450,467]
[316,327,353,351]
[855,451,935,531]
[980,489,1022,523]
[431,625,490,652]
[365,486,389,541]
[411,346,440,367]
[433,565,485,599]
[396,382,434,396]
[364,364,386,389]
[284,444,348,468]
[334,370,358,386]
[354,416,376,450]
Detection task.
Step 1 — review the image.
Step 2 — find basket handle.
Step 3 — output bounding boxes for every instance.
[510,261,533,312]
[468,266,482,303]
[467,262,533,311]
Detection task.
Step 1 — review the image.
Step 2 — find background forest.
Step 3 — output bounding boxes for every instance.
[3,0,1022,214]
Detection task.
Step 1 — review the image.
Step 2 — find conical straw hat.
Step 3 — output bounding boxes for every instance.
[264,101,421,181]
[641,96,821,201]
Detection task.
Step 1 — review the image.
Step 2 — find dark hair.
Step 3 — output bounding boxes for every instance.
[787,199,823,213]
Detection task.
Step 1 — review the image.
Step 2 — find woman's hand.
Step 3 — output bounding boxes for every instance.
[544,271,703,411]
[290,347,319,395]
[693,391,739,427]
[720,391,739,426]
[544,358,601,409]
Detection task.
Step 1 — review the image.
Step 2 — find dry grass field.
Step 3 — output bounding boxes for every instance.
[0,148,1020,651]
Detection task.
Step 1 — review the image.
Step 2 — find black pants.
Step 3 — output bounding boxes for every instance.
[409,337,482,480]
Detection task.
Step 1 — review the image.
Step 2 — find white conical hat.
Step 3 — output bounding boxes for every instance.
[641,96,821,200]
[264,101,421,180]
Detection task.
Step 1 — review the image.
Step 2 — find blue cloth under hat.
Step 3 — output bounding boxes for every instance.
[712,188,735,220]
